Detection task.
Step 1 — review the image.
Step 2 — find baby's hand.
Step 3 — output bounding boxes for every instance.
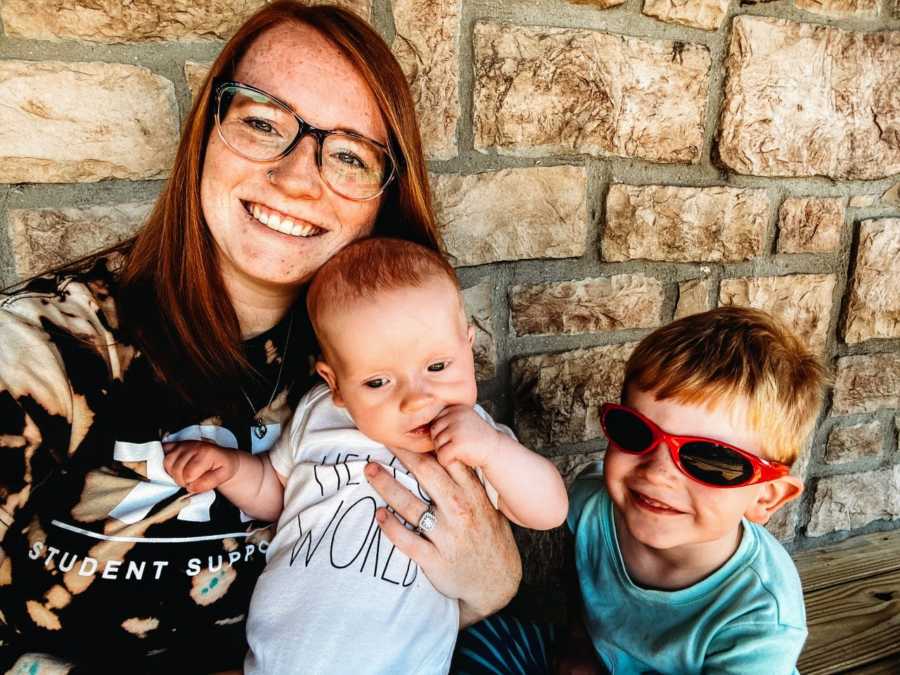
[163,441,240,493]
[430,405,500,469]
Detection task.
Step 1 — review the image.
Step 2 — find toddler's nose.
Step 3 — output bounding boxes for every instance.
[637,441,681,480]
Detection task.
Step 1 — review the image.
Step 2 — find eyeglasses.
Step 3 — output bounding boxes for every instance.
[213,81,396,201]
[599,403,789,488]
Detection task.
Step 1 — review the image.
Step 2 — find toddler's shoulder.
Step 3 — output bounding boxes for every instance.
[739,521,806,628]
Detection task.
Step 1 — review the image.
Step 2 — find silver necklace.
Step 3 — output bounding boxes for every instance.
[241,312,294,439]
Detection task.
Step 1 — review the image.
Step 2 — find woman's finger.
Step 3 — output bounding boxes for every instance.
[374,508,439,563]
[389,447,458,500]
[365,463,433,526]
[441,456,487,492]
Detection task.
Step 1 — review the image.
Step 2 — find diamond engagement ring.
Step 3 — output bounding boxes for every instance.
[415,504,437,536]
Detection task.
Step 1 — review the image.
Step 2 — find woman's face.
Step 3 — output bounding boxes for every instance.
[200,22,387,291]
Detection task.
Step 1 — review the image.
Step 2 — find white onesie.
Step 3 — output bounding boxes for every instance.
[244,383,505,675]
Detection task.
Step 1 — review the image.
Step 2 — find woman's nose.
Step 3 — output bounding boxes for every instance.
[268,135,323,198]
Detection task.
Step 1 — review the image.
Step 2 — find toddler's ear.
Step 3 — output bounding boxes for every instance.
[467,325,475,347]
[315,360,345,407]
[744,475,803,524]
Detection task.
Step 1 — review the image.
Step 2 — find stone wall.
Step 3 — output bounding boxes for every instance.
[1,0,899,598]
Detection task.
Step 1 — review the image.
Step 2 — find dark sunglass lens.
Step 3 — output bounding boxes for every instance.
[680,443,754,486]
[604,409,654,454]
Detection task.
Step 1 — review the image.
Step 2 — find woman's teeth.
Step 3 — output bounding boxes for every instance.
[249,203,323,237]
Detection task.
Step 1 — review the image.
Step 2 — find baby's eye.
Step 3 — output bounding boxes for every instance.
[427,362,447,372]
[365,378,387,389]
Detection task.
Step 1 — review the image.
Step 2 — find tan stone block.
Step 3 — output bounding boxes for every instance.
[0,61,178,183]
[184,62,212,102]
[433,166,587,267]
[807,465,900,536]
[511,343,636,449]
[843,219,900,344]
[777,197,844,253]
[849,195,878,208]
[833,353,900,414]
[510,275,663,336]
[795,0,878,18]
[0,0,370,43]
[883,182,900,207]
[642,0,729,31]
[718,17,900,180]
[674,278,712,319]
[825,420,883,464]
[567,0,626,8]
[719,274,836,353]
[392,0,459,160]
[473,23,710,164]
[603,185,769,263]
[462,282,496,381]
[7,203,152,278]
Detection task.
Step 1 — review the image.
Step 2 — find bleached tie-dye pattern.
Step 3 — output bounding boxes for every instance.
[0,257,315,671]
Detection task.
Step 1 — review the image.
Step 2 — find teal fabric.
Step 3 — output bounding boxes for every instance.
[568,480,807,675]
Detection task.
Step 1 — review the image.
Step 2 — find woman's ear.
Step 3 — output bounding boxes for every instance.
[744,476,804,524]
[467,324,475,347]
[315,360,344,407]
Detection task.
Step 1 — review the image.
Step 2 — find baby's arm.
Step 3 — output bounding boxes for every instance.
[163,442,286,522]
[430,405,568,530]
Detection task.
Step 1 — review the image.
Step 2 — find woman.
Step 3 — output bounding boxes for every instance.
[0,3,520,671]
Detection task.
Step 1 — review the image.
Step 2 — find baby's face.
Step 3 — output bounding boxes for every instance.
[316,276,478,452]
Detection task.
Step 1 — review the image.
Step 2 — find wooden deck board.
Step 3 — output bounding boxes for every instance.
[846,655,900,675]
[793,530,900,593]
[794,530,900,675]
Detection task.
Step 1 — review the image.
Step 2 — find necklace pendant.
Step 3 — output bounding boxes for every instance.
[253,419,267,439]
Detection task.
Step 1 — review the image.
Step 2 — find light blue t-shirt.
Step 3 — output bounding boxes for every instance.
[568,479,807,675]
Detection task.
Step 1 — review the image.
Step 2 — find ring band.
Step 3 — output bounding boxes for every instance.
[415,504,437,536]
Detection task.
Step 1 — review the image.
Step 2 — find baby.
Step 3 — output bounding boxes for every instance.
[166,237,567,674]
[564,306,826,674]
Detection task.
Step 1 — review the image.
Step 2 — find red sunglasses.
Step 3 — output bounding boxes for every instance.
[599,403,790,488]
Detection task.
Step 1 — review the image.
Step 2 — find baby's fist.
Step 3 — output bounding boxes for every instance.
[430,405,498,468]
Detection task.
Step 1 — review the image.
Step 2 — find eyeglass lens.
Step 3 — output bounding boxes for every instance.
[679,442,753,486]
[603,408,754,486]
[217,85,391,200]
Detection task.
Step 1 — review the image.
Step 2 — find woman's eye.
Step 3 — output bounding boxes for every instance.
[365,378,386,389]
[334,150,366,169]
[427,362,447,372]
[242,117,278,135]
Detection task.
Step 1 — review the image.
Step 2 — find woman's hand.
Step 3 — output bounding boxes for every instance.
[365,448,522,627]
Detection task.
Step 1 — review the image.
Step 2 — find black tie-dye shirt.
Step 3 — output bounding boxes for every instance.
[0,257,316,672]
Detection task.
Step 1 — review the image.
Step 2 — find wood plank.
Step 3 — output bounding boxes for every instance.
[793,530,900,593]
[797,568,900,675]
[842,654,900,674]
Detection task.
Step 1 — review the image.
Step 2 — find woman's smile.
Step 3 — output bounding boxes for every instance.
[242,200,326,237]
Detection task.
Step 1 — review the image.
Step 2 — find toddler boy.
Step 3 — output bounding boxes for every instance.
[566,306,826,674]
[166,237,568,674]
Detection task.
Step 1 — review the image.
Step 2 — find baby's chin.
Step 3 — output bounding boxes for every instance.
[365,432,435,455]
